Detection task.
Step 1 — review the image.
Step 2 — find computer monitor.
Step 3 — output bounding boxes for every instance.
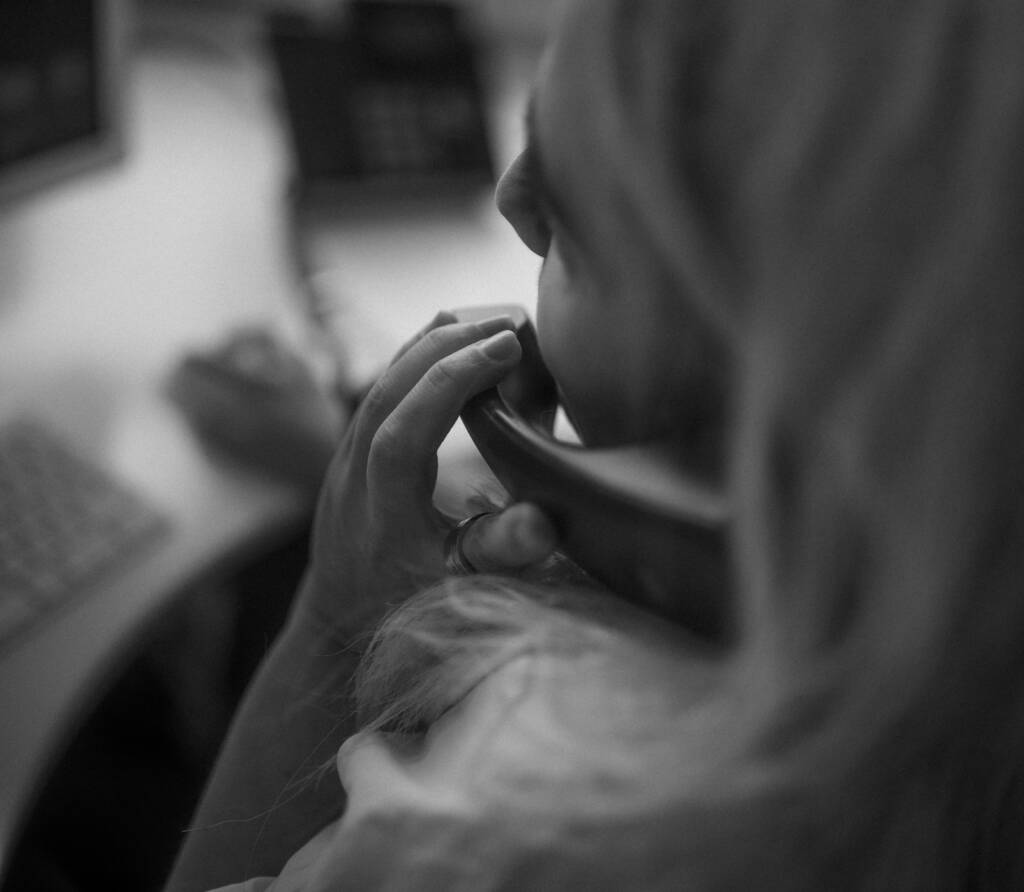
[0,0,127,207]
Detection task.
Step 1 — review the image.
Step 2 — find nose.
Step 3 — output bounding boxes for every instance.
[495,150,551,257]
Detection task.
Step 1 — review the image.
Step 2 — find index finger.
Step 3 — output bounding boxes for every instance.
[366,329,522,499]
[353,315,516,453]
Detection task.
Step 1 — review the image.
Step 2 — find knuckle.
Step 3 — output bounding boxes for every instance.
[419,321,476,355]
[358,378,390,418]
[462,514,502,568]
[351,382,391,441]
[419,326,453,352]
[429,309,457,329]
[367,417,403,471]
[461,530,491,570]
[424,356,462,392]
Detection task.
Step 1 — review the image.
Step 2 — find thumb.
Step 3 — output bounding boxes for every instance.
[459,503,558,572]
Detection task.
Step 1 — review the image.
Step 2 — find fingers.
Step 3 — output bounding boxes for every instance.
[459,503,558,572]
[388,310,458,368]
[366,329,522,499]
[353,314,516,453]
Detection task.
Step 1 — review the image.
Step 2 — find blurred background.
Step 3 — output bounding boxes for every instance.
[0,1,556,888]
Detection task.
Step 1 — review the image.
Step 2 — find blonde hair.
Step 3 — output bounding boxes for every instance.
[354,577,604,735]
[355,1,1024,887]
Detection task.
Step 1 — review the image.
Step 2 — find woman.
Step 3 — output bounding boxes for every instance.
[167,0,1024,888]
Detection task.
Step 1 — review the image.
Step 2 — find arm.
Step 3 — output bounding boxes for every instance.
[165,312,556,892]
[164,575,379,892]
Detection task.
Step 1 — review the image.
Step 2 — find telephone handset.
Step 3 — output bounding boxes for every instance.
[454,306,731,641]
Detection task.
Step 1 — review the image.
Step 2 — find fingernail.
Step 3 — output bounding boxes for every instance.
[482,330,520,361]
[475,315,515,337]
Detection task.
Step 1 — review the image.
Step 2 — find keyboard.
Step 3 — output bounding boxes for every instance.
[0,417,169,649]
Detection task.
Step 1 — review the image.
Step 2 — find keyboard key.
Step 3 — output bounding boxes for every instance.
[0,418,169,649]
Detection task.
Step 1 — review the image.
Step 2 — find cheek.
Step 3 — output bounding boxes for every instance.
[535,246,577,370]
[535,246,641,446]
[536,245,707,447]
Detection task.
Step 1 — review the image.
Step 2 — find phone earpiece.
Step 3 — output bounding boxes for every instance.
[454,305,731,641]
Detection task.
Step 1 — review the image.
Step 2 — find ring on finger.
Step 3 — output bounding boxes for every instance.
[443,512,493,575]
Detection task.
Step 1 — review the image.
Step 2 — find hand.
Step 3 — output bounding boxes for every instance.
[169,327,348,493]
[299,312,558,632]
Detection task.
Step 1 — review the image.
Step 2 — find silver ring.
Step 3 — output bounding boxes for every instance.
[443,512,493,575]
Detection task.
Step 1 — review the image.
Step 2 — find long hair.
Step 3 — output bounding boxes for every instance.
[355,1,1024,888]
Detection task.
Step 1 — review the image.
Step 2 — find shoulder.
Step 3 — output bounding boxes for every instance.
[315,643,722,886]
[260,615,730,891]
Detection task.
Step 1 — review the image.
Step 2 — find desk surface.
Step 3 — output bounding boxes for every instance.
[0,7,539,880]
